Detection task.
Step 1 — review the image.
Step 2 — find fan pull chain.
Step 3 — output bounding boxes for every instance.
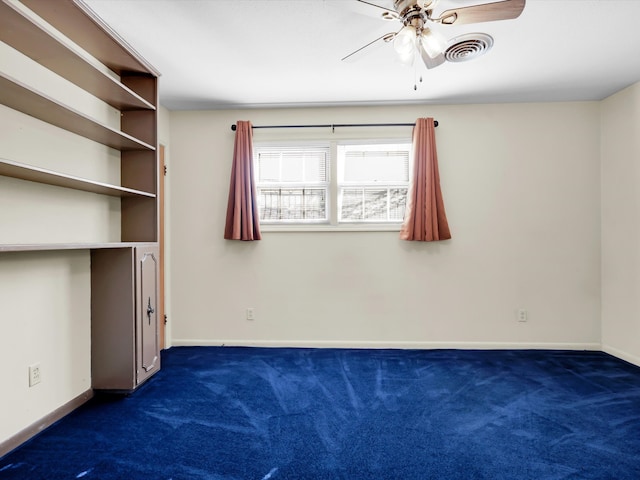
[413,61,423,91]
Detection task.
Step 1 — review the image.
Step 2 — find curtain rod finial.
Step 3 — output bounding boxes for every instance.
[231,124,237,131]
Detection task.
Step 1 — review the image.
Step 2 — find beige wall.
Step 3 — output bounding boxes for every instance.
[601,82,640,364]
[0,252,91,443]
[168,101,602,349]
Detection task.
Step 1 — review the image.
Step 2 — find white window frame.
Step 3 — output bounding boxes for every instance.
[254,142,331,225]
[254,138,412,232]
[336,142,411,225]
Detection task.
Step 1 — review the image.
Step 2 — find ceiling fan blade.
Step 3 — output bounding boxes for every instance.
[419,44,446,69]
[341,32,396,62]
[437,0,525,25]
[344,0,400,21]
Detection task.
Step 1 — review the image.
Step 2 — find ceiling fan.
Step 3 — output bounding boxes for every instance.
[342,0,526,70]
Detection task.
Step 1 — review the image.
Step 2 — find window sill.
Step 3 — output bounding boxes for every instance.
[259,223,402,233]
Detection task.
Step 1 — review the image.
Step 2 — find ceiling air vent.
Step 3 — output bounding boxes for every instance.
[445,33,494,63]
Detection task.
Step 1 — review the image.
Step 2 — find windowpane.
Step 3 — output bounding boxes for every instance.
[257,188,327,221]
[363,189,387,220]
[279,188,303,219]
[389,188,408,220]
[341,188,363,221]
[302,189,326,220]
[258,188,282,220]
[339,187,408,222]
[254,144,330,223]
[337,143,411,223]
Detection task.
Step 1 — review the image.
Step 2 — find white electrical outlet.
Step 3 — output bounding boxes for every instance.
[246,308,255,321]
[517,308,528,322]
[29,363,41,387]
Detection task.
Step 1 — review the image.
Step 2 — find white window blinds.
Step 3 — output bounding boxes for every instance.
[254,144,330,222]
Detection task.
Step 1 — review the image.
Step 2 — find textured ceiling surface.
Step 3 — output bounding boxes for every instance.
[82,0,640,110]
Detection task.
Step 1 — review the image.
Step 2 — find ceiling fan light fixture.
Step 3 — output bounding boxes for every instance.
[420,27,447,58]
[393,25,417,56]
[397,49,416,65]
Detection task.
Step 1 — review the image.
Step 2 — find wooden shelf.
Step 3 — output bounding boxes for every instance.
[0,242,156,253]
[0,72,155,152]
[0,158,155,198]
[0,1,155,112]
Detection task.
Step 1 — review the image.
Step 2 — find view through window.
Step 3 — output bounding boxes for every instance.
[254,141,411,228]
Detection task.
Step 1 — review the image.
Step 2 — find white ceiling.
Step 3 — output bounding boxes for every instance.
[81,0,640,110]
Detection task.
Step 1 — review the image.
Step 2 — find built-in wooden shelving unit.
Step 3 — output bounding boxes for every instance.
[0,0,159,248]
[0,0,162,396]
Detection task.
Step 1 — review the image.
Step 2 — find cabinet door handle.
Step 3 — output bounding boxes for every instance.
[147,297,155,324]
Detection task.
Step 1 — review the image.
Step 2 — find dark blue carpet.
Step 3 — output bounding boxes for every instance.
[2,347,640,479]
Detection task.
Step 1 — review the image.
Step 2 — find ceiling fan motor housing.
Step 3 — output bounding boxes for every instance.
[394,0,437,14]
[393,0,429,24]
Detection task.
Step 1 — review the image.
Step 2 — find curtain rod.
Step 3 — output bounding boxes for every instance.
[230,121,438,132]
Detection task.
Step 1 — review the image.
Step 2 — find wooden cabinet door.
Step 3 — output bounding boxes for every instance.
[136,246,160,385]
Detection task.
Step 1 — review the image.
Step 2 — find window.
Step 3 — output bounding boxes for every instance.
[254,140,411,229]
[337,143,410,223]
[254,145,330,223]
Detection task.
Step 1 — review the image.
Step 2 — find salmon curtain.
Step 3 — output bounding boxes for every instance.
[224,121,262,241]
[400,117,451,242]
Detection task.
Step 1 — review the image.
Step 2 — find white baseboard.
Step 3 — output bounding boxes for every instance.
[0,388,93,458]
[602,344,640,368]
[172,339,602,351]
